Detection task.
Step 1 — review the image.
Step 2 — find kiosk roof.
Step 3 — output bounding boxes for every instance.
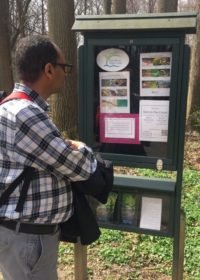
[72,12,197,34]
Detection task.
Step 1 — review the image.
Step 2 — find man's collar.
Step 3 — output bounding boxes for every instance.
[14,83,49,112]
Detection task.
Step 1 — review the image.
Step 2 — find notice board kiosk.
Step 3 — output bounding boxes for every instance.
[72,12,197,280]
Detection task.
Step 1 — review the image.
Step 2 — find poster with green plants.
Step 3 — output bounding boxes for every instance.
[121,193,136,225]
[96,192,118,222]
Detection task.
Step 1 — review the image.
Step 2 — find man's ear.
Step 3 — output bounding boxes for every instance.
[44,63,54,79]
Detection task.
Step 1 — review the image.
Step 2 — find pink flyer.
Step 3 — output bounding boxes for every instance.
[100,113,140,144]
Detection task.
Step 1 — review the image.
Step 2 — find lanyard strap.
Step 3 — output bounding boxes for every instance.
[0,91,34,212]
[0,91,32,105]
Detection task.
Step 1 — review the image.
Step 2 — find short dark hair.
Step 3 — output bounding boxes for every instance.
[15,35,59,83]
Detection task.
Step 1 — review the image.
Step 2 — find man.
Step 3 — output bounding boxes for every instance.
[0,35,96,280]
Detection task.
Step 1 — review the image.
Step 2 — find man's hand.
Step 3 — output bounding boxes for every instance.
[66,140,85,150]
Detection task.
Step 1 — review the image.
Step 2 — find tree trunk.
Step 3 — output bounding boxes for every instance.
[187,2,200,124]
[0,0,13,92]
[148,0,157,13]
[84,0,87,14]
[157,0,178,12]
[104,0,111,14]
[41,0,45,34]
[47,0,78,138]
[112,0,126,14]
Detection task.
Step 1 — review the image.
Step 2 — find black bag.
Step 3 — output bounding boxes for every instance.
[71,153,113,203]
[60,154,113,245]
[59,190,101,245]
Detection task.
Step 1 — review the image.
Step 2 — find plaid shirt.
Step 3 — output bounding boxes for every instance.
[0,83,96,224]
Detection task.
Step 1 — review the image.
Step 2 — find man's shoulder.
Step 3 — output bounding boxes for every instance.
[1,99,45,120]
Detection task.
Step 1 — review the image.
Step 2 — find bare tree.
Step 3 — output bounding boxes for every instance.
[93,0,104,14]
[112,0,126,14]
[9,0,47,50]
[187,1,200,125]
[9,0,48,82]
[157,0,178,12]
[179,0,196,12]
[47,0,78,136]
[127,0,140,13]
[9,0,32,49]
[75,0,104,15]
[0,0,13,92]
[75,0,86,15]
[147,0,157,13]
[41,0,46,34]
[104,0,111,14]
[127,0,158,14]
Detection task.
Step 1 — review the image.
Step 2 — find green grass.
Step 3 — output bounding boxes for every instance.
[182,169,200,279]
[58,167,200,279]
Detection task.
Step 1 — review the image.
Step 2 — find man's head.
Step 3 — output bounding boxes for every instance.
[15,35,72,98]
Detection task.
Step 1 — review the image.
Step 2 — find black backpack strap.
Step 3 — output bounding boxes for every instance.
[0,167,35,213]
[0,92,34,212]
[15,167,35,213]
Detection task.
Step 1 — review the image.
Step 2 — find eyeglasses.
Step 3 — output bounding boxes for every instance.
[54,63,73,74]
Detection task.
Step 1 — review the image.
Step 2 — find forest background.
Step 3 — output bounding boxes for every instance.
[0,0,199,279]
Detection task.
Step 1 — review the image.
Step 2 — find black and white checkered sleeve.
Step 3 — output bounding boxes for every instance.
[14,106,96,181]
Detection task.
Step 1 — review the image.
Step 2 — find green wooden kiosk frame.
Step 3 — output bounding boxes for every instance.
[72,12,197,280]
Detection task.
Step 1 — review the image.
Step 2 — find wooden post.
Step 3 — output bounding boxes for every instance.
[74,239,88,280]
[177,210,186,279]
[172,210,186,280]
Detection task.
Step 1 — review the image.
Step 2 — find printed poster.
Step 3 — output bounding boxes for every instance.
[99,71,130,114]
[140,52,172,97]
[139,100,169,142]
[100,113,139,144]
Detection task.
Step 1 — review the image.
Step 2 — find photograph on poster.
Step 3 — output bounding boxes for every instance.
[100,113,139,144]
[96,192,118,223]
[100,98,128,112]
[139,100,169,142]
[141,56,171,67]
[142,80,170,89]
[100,71,130,113]
[101,88,127,97]
[140,52,172,97]
[142,69,170,77]
[121,193,136,225]
[101,78,127,87]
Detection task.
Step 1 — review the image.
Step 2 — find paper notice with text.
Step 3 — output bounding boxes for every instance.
[140,197,162,230]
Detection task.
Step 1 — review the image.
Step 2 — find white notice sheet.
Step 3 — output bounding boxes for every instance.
[105,117,135,139]
[140,197,162,230]
[139,100,169,142]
